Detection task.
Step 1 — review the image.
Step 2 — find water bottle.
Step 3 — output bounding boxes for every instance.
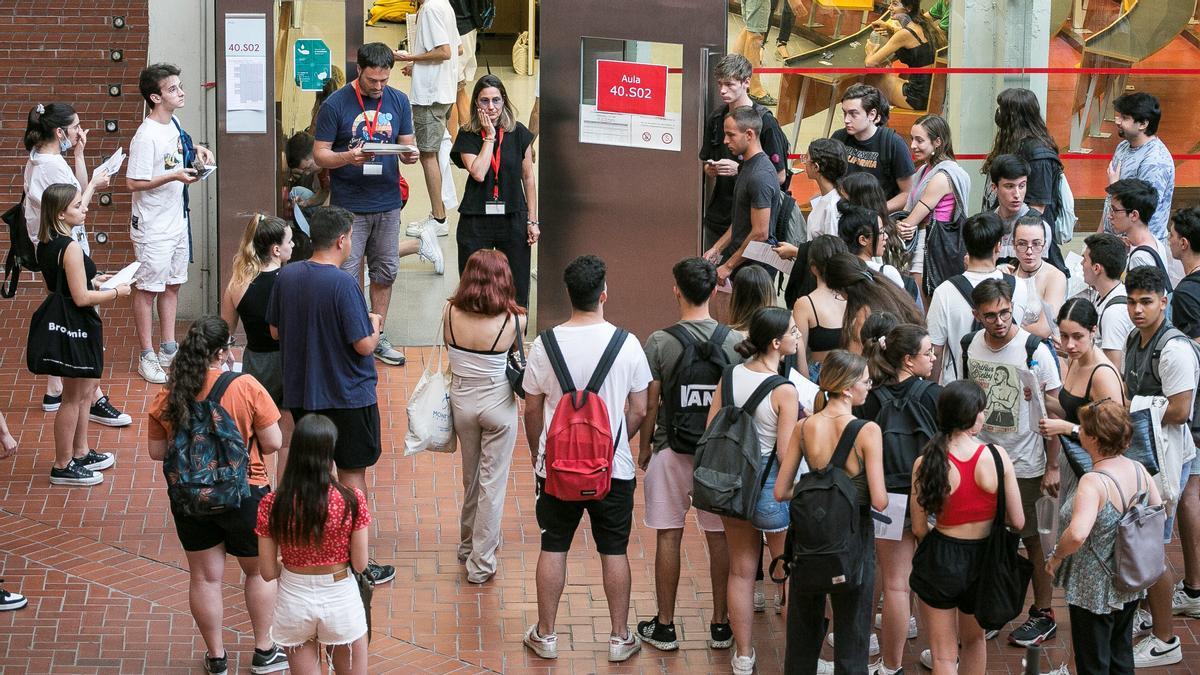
[1023,644,1042,675]
[1035,495,1058,559]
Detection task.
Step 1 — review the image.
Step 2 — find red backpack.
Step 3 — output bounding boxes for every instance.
[541,326,629,501]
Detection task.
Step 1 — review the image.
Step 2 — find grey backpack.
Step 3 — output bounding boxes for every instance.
[692,365,791,520]
[1091,467,1167,594]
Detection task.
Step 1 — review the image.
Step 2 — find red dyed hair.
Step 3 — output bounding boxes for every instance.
[449,249,525,316]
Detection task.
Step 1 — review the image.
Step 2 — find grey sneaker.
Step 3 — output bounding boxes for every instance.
[608,629,641,662]
[417,223,445,275]
[158,348,177,369]
[138,351,168,384]
[373,335,406,366]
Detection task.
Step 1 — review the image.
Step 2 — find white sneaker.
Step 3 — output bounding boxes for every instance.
[874,612,918,638]
[608,629,641,662]
[985,629,999,641]
[523,624,557,659]
[417,223,445,275]
[731,648,756,675]
[406,215,448,237]
[753,580,766,613]
[1172,588,1200,617]
[920,649,933,670]
[158,348,177,369]
[826,631,879,657]
[1132,607,1153,637]
[816,659,834,675]
[1132,634,1182,667]
[139,352,168,384]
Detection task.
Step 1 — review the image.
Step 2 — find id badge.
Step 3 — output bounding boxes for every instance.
[363,162,383,176]
[485,200,506,215]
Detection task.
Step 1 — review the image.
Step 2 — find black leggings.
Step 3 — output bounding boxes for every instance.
[1069,601,1138,674]
[456,211,531,307]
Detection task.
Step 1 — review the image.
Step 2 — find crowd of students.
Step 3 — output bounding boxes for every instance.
[4,25,1200,675]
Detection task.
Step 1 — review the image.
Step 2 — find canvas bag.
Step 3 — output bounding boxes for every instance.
[405,307,456,455]
[973,444,1034,630]
[26,248,104,379]
[1089,468,1167,594]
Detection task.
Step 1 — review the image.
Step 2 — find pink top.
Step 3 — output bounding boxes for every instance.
[255,485,372,566]
[915,164,956,221]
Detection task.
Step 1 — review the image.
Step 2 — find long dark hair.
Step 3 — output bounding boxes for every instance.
[268,414,361,547]
[838,172,907,270]
[982,87,1059,177]
[861,317,929,385]
[914,380,987,516]
[734,307,791,359]
[463,74,518,133]
[164,316,230,432]
[728,265,775,332]
[823,253,922,347]
[25,103,76,151]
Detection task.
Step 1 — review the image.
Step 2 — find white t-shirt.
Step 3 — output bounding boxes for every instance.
[1157,339,1199,465]
[965,329,1062,479]
[410,0,461,105]
[524,322,652,481]
[927,269,1032,383]
[1090,284,1135,357]
[1126,237,1170,276]
[22,150,87,253]
[128,116,186,242]
[807,190,840,238]
[866,259,905,289]
[730,364,787,456]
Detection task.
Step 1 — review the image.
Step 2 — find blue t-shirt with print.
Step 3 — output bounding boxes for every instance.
[315,83,414,214]
[266,260,378,410]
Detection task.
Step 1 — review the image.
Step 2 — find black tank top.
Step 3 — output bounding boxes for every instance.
[237,269,280,353]
[805,295,842,353]
[895,25,934,106]
[36,235,96,308]
[1058,363,1117,424]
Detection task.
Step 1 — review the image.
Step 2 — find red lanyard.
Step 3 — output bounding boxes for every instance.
[352,80,384,140]
[489,128,505,200]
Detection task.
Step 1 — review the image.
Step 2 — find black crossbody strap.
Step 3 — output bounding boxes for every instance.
[206,371,244,403]
[987,444,1006,527]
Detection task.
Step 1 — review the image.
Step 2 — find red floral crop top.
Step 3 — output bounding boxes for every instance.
[255,485,372,566]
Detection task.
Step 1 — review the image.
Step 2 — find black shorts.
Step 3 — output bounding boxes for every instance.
[292,404,382,470]
[909,529,986,613]
[172,485,269,557]
[535,477,635,555]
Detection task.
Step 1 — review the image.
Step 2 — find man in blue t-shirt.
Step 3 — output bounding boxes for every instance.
[266,205,395,585]
[314,42,445,367]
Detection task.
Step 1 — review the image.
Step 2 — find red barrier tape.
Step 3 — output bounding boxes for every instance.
[786,153,1200,161]
[756,66,1200,75]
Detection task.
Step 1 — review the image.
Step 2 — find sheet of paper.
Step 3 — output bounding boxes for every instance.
[743,241,794,274]
[787,367,820,413]
[874,492,908,541]
[93,147,125,180]
[716,278,733,294]
[1018,368,1046,435]
[362,142,419,155]
[99,261,140,290]
[1065,251,1087,299]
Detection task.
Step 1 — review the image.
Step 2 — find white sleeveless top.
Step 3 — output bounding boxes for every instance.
[730,364,781,457]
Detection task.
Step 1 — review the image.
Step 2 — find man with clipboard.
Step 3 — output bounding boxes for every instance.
[313,42,445,367]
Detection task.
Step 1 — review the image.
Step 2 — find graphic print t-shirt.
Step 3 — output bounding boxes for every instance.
[832,126,915,201]
[315,83,414,214]
[127,116,187,242]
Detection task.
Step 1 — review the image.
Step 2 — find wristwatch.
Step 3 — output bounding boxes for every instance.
[1071,424,1080,437]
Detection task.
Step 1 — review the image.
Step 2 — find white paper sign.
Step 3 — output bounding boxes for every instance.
[99,261,140,290]
[1018,369,1046,435]
[93,147,125,180]
[787,367,821,413]
[874,492,908,541]
[744,241,794,274]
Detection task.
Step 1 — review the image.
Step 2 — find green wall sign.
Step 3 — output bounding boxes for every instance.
[294,39,331,91]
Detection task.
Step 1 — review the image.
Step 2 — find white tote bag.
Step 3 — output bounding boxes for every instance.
[405,311,457,455]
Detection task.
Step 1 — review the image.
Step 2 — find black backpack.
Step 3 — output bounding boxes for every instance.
[692,366,791,520]
[947,273,1017,333]
[661,323,734,455]
[960,329,1042,379]
[1125,325,1200,447]
[920,178,969,298]
[779,419,870,594]
[874,380,939,493]
[2,193,39,299]
[1129,245,1174,293]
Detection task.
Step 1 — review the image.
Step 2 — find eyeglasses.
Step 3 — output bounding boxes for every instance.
[980,309,1013,324]
[788,325,802,338]
[1015,240,1045,252]
[477,97,504,108]
[859,377,874,388]
[918,348,936,358]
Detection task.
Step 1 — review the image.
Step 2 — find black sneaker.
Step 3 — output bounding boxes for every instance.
[75,449,115,471]
[204,651,228,674]
[49,459,102,486]
[636,616,678,651]
[1008,606,1057,647]
[366,560,395,584]
[41,394,62,412]
[0,580,28,611]
[88,396,132,427]
[250,644,289,673]
[709,622,733,649]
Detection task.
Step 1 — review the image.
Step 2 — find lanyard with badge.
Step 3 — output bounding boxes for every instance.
[353,80,385,176]
[486,128,506,215]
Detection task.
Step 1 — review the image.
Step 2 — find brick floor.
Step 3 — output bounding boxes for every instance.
[1,294,1199,673]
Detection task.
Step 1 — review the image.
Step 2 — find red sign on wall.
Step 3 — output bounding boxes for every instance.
[596,59,668,118]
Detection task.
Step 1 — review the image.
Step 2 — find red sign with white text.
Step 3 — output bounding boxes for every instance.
[596,60,668,118]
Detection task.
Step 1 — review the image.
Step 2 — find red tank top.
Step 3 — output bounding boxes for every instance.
[937,444,998,526]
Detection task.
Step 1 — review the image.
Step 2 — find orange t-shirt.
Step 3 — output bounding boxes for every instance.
[148,370,281,487]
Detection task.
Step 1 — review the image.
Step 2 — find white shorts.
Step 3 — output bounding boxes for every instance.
[643,446,724,532]
[272,569,368,648]
[133,234,188,292]
[458,30,478,85]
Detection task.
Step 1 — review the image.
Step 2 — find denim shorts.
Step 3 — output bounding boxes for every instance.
[753,455,790,533]
[1165,459,1194,544]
